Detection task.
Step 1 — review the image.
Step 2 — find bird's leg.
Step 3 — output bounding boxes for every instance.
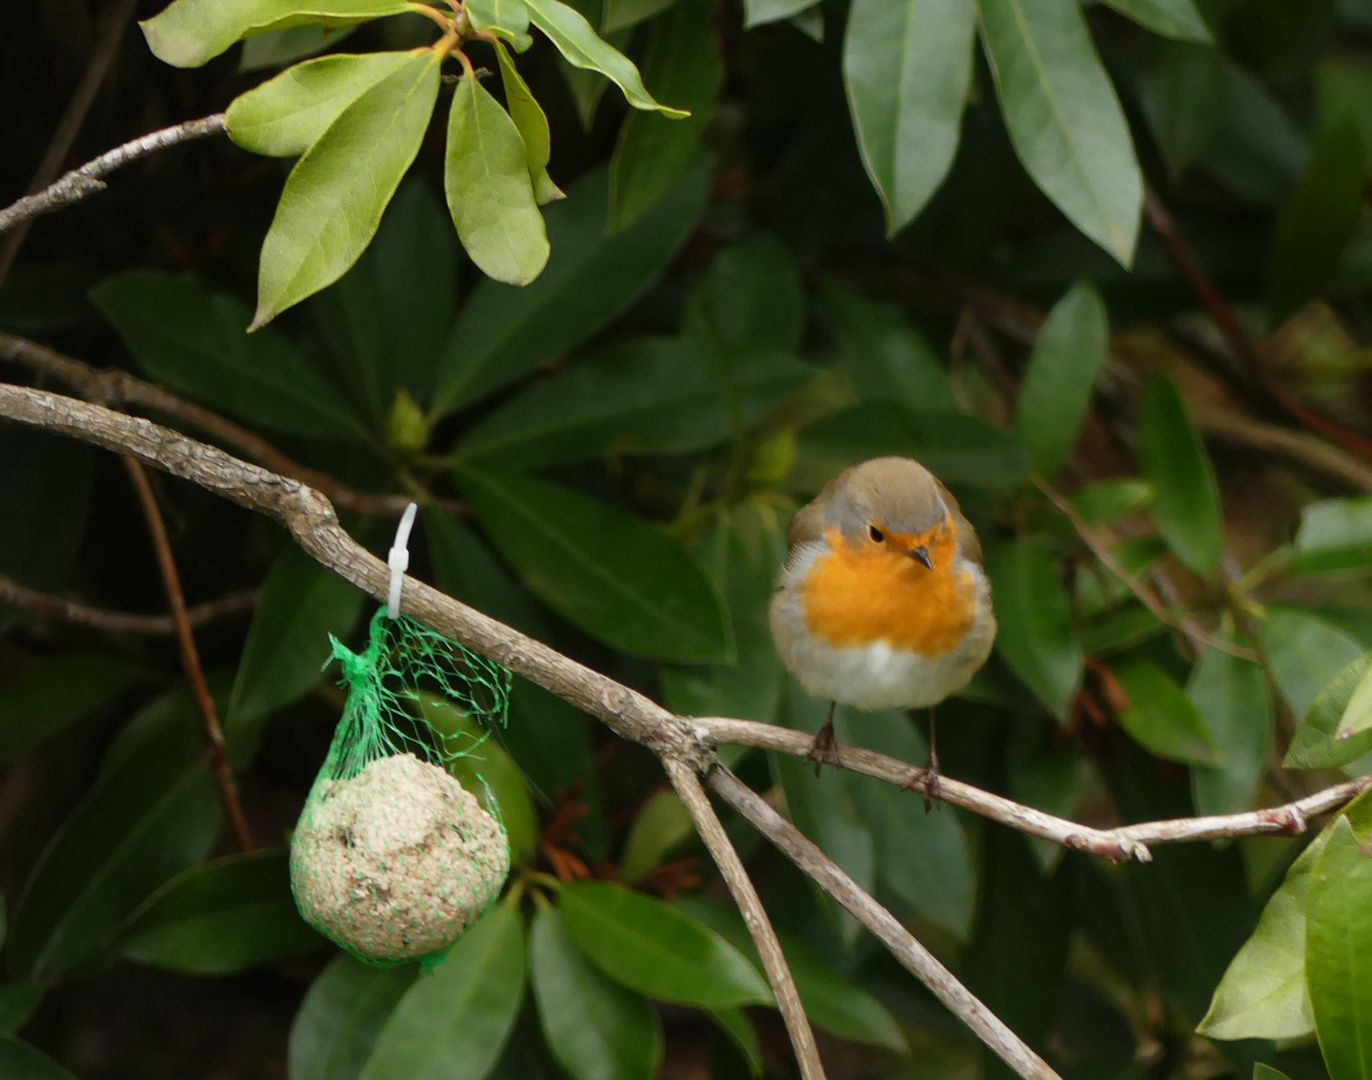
[922,706,942,811]
[803,701,839,777]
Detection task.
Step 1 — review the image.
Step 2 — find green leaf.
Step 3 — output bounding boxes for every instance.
[1069,479,1155,524]
[289,955,416,1080]
[822,281,956,411]
[0,430,91,595]
[0,981,45,1035]
[361,902,524,1080]
[0,655,141,765]
[91,270,367,439]
[1111,658,1223,767]
[1290,496,1372,575]
[1306,816,1372,1080]
[1136,373,1223,575]
[118,851,322,974]
[1266,607,1366,731]
[251,50,440,328]
[432,161,709,414]
[843,0,976,235]
[8,683,226,977]
[1200,61,1307,207]
[469,0,535,50]
[1255,1067,1293,1080]
[494,43,563,203]
[0,1036,77,1080]
[1198,827,1326,1041]
[1267,120,1366,326]
[140,0,413,68]
[608,0,722,232]
[1188,639,1271,815]
[690,234,805,353]
[1336,665,1372,740]
[989,537,1082,720]
[455,466,732,663]
[444,71,549,286]
[226,52,413,157]
[708,1007,763,1075]
[1101,0,1211,42]
[524,0,688,116]
[1138,41,1229,175]
[531,906,663,1080]
[239,24,361,72]
[1014,280,1108,477]
[976,0,1142,265]
[559,881,771,1007]
[1284,649,1372,771]
[227,543,365,756]
[743,0,819,28]
[796,401,1030,489]
[604,0,679,32]
[620,791,694,881]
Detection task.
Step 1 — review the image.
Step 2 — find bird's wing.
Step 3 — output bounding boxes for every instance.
[935,477,983,567]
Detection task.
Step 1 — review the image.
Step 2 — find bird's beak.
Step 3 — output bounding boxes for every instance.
[910,546,932,569]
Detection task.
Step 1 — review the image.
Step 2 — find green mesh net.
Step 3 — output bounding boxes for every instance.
[290,608,514,969]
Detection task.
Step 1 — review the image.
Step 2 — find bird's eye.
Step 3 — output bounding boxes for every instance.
[869,525,884,543]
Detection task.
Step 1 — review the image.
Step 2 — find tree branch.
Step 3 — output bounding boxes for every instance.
[665,759,825,1080]
[0,115,228,237]
[0,572,257,634]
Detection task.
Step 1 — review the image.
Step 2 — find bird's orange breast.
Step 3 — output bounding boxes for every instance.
[800,526,978,655]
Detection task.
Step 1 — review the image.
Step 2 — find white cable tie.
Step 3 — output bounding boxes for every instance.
[386,502,419,619]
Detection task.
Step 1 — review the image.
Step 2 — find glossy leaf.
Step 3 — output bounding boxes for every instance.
[620,791,693,881]
[609,0,721,232]
[227,543,365,755]
[494,44,562,204]
[0,655,141,765]
[251,51,440,328]
[559,881,771,1007]
[976,0,1142,265]
[1014,280,1108,477]
[0,1036,77,1080]
[1112,658,1222,766]
[226,52,411,157]
[239,24,360,71]
[989,537,1082,720]
[119,851,322,974]
[288,955,416,1080]
[444,71,549,285]
[456,466,732,662]
[469,0,535,51]
[1102,0,1211,42]
[360,901,525,1080]
[8,684,225,977]
[1290,496,1372,575]
[1336,664,1372,740]
[1307,816,1372,1080]
[843,0,976,235]
[140,0,412,68]
[433,161,709,413]
[1138,41,1229,175]
[1188,639,1271,815]
[530,906,663,1080]
[1266,607,1367,731]
[1284,649,1372,770]
[91,271,367,439]
[1136,374,1223,575]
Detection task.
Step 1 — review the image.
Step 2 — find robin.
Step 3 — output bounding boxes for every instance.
[769,456,997,799]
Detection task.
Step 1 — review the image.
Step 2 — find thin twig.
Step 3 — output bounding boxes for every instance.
[0,573,257,634]
[709,766,1063,1080]
[0,0,140,286]
[120,456,254,854]
[665,760,825,1080]
[1031,475,1257,661]
[0,115,228,237]
[1193,405,1372,493]
[0,331,461,517]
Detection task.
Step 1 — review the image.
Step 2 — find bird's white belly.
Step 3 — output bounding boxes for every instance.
[783,634,981,710]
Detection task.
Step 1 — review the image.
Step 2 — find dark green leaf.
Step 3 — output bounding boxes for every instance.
[707,1008,763,1075]
[604,0,679,31]
[227,543,365,756]
[1284,648,1372,770]
[252,51,440,328]
[1102,0,1211,42]
[690,234,805,354]
[620,791,693,881]
[361,901,525,1080]
[989,537,1082,720]
[456,466,732,662]
[531,906,663,1080]
[1306,816,1372,1080]
[140,0,413,68]
[843,0,976,234]
[1266,607,1367,730]
[432,162,709,414]
[91,271,367,439]
[239,24,361,71]
[796,401,1030,488]
[609,0,721,232]
[445,71,549,286]
[289,955,416,1080]
[0,430,91,595]
[1014,280,1108,477]
[560,882,771,1007]
[1267,120,1365,325]
[1136,373,1223,575]
[1189,639,1271,815]
[0,656,141,765]
[1068,479,1154,525]
[118,851,321,974]
[1289,496,1372,575]
[743,0,817,26]
[1200,61,1307,206]
[9,683,226,977]
[1138,41,1229,174]
[1255,1066,1293,1080]
[976,0,1142,265]
[0,1035,77,1080]
[0,981,44,1035]
[1112,658,1222,766]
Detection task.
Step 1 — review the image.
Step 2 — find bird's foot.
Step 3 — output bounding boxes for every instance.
[803,706,840,777]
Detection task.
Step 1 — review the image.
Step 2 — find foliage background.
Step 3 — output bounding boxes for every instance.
[3,0,1372,1079]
